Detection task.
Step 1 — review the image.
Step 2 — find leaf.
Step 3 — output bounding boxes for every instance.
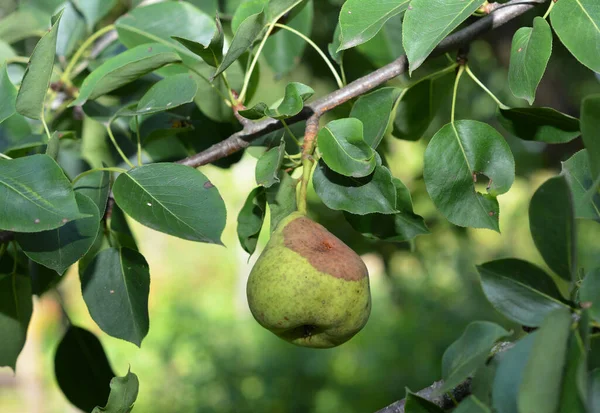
[477,259,570,327]
[0,8,49,44]
[78,0,118,31]
[423,120,515,232]
[497,107,580,143]
[55,326,115,413]
[266,82,314,120]
[313,154,397,215]
[80,247,150,346]
[581,94,600,180]
[356,11,404,67]
[92,370,139,413]
[0,273,32,371]
[592,369,600,413]
[439,321,510,393]
[561,150,600,221]
[551,0,600,73]
[15,11,63,120]
[345,177,429,242]
[172,15,224,67]
[350,87,402,148]
[453,396,492,413]
[237,187,267,256]
[266,0,304,21]
[403,390,444,413]
[581,269,600,323]
[508,17,552,105]
[557,332,588,413]
[109,204,138,251]
[403,0,485,73]
[56,1,87,58]
[112,163,226,244]
[213,9,265,79]
[72,43,182,106]
[529,175,576,281]
[74,169,111,216]
[16,193,101,274]
[328,23,343,65]
[318,118,376,178]
[255,139,285,187]
[0,63,17,124]
[337,0,410,51]
[518,308,572,413]
[29,260,61,296]
[266,171,298,231]
[0,154,88,232]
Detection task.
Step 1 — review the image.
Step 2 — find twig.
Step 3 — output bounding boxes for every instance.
[375,379,472,413]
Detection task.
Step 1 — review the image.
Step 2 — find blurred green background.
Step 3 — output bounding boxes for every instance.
[1,0,600,412]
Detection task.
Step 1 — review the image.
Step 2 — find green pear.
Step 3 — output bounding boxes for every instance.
[247,211,371,348]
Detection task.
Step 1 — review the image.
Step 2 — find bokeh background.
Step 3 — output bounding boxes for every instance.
[1,0,600,412]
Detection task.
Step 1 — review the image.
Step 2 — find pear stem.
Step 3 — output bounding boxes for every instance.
[297,115,320,215]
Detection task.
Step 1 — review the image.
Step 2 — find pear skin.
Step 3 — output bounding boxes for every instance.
[247,212,371,348]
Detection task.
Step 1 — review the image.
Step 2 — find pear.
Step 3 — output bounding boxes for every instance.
[247,211,371,348]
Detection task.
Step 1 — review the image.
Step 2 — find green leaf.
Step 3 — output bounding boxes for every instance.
[266,82,314,119]
[0,154,88,232]
[328,24,343,65]
[109,204,138,251]
[337,0,409,51]
[581,94,600,180]
[0,8,49,44]
[318,118,376,178]
[558,332,588,413]
[518,308,572,413]
[403,0,485,73]
[423,120,515,232]
[81,247,150,347]
[404,390,444,413]
[45,130,60,160]
[266,171,298,232]
[592,369,600,413]
[497,107,580,143]
[92,370,139,413]
[74,170,111,216]
[350,87,402,148]
[213,9,265,79]
[356,12,404,67]
[267,0,304,21]
[439,321,510,393]
[313,154,397,215]
[561,150,600,222]
[112,163,226,244]
[477,259,570,327]
[172,15,223,68]
[345,177,429,242]
[15,10,63,120]
[232,0,268,32]
[29,260,61,296]
[551,0,600,73]
[115,2,215,58]
[16,193,100,274]
[0,63,17,124]
[237,187,267,256]
[453,396,492,413]
[508,17,552,105]
[78,0,118,31]
[0,273,32,371]
[72,43,181,106]
[529,175,576,281]
[56,2,87,58]
[54,326,115,413]
[581,269,600,323]
[255,139,285,187]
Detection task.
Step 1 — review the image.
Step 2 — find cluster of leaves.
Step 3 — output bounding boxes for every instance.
[0,0,599,412]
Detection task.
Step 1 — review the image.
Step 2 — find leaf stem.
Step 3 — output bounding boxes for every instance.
[0,153,12,160]
[273,23,344,89]
[451,66,465,123]
[41,111,53,142]
[542,1,555,20]
[135,116,143,166]
[71,167,128,185]
[464,65,510,110]
[239,23,276,103]
[281,119,300,146]
[183,63,231,105]
[106,123,135,169]
[61,24,115,85]
[297,115,320,215]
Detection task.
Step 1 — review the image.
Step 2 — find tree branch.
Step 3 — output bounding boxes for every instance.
[177,0,547,168]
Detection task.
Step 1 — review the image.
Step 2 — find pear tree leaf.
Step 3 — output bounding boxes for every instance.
[497,107,580,143]
[80,247,150,347]
[404,390,445,413]
[241,82,314,120]
[239,103,269,120]
[237,187,267,256]
[72,43,182,106]
[232,0,269,32]
[29,260,61,297]
[92,370,139,413]
[350,87,403,148]
[403,0,485,73]
[551,0,600,73]
[581,269,600,323]
[56,2,87,58]
[423,120,515,232]
[508,17,553,105]
[266,171,298,232]
[74,170,111,216]
[345,178,428,242]
[477,259,570,327]
[453,396,491,413]
[317,118,376,178]
[328,24,343,65]
[557,331,588,412]
[529,175,576,281]
[337,0,409,51]
[581,94,600,180]
[0,8,49,44]
[255,138,285,188]
[313,154,397,215]
[55,326,115,413]
[109,204,138,252]
[172,15,224,67]
[266,0,304,21]
[0,63,17,124]
[15,10,63,120]
[45,131,60,160]
[356,10,404,66]
[0,154,88,232]
[78,0,118,31]
[112,163,226,244]
[561,150,600,222]
[0,273,32,371]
